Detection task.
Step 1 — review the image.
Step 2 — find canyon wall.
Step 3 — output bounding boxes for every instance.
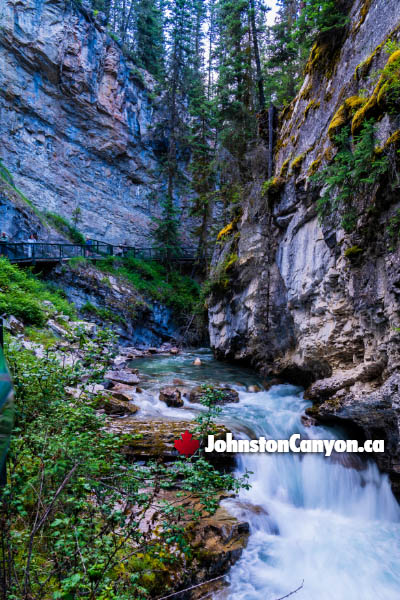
[209,0,400,493]
[0,0,194,246]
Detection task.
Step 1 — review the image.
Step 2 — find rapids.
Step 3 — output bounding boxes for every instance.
[129,350,400,600]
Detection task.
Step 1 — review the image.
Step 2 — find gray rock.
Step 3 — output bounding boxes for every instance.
[159,387,184,408]
[105,370,140,385]
[4,315,24,334]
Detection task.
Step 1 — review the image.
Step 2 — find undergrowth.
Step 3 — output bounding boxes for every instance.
[45,212,86,245]
[1,340,247,599]
[0,258,76,326]
[96,256,201,314]
[312,120,389,231]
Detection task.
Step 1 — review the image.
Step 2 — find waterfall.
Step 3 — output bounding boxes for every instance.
[218,385,400,600]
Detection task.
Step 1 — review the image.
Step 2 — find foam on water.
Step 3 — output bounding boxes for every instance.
[127,352,400,599]
[218,385,400,600]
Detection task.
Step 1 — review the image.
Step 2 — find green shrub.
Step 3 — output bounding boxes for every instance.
[0,258,76,325]
[45,212,86,244]
[1,340,247,599]
[313,121,389,231]
[97,257,200,314]
[344,245,363,258]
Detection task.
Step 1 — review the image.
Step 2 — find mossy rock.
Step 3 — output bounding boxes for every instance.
[99,395,139,416]
[352,50,400,135]
[109,419,236,469]
[189,386,239,405]
[328,96,366,141]
[344,245,363,259]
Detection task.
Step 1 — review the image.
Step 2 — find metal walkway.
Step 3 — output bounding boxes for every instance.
[0,240,204,265]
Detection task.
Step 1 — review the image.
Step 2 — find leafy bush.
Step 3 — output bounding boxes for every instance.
[1,341,247,599]
[313,121,389,231]
[97,256,200,314]
[46,212,86,244]
[0,258,76,325]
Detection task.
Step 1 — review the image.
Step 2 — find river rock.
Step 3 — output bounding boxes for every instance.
[113,355,129,368]
[47,319,69,338]
[193,358,202,365]
[307,373,400,496]
[99,395,139,416]
[159,387,184,407]
[189,386,240,405]
[247,385,261,393]
[187,505,249,583]
[105,370,140,385]
[109,420,235,469]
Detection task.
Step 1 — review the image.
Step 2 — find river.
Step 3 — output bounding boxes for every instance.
[130,350,400,600]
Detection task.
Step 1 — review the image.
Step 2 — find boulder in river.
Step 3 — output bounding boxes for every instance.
[247,384,262,393]
[159,386,184,408]
[109,419,235,470]
[193,358,202,365]
[189,386,239,405]
[105,369,139,385]
[99,395,139,416]
[109,383,137,398]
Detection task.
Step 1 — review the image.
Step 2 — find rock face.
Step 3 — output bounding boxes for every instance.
[0,0,195,246]
[47,261,181,345]
[208,0,400,492]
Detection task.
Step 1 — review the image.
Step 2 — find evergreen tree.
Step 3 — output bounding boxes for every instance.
[152,194,182,261]
[135,0,165,78]
[264,0,301,106]
[214,0,256,163]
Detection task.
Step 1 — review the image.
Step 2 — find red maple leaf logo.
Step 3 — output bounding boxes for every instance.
[174,430,200,457]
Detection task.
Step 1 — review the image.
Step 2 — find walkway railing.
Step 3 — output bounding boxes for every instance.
[0,240,207,264]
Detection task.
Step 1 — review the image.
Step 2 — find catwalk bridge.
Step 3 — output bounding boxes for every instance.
[0,240,204,266]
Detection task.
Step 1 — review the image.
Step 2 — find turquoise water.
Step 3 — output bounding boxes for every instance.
[130,351,400,599]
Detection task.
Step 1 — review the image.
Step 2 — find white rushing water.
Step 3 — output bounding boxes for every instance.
[129,352,400,599]
[218,385,400,600]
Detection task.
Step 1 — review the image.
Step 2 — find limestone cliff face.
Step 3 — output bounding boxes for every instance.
[0,0,193,245]
[208,0,400,492]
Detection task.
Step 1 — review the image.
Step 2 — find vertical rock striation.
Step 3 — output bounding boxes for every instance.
[208,0,400,493]
[0,0,194,245]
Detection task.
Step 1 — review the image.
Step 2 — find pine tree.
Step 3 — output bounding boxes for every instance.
[264,0,301,106]
[152,195,182,261]
[214,0,256,163]
[135,0,165,78]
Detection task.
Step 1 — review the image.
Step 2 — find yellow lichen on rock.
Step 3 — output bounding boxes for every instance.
[385,129,400,146]
[324,146,334,162]
[279,158,290,178]
[217,222,234,241]
[308,155,323,176]
[352,0,372,36]
[304,99,320,119]
[290,153,305,172]
[352,50,400,135]
[375,130,400,155]
[328,96,365,140]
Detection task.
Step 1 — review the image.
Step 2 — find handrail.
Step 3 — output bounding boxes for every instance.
[0,241,210,264]
[0,319,14,486]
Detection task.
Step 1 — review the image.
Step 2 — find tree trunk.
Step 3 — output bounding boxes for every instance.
[249,0,265,111]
